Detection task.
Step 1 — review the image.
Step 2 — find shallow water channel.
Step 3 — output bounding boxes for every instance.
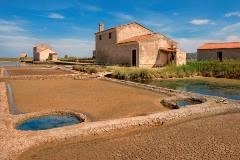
[0,61,19,67]
[0,61,19,76]
[137,79,240,100]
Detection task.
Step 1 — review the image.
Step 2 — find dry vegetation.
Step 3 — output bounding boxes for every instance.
[73,60,240,80]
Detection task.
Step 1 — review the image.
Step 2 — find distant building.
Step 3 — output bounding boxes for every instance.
[95,22,186,68]
[197,42,240,61]
[33,44,58,61]
[19,53,28,61]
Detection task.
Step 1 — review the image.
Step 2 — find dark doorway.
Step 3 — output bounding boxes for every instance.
[132,49,137,66]
[217,52,223,62]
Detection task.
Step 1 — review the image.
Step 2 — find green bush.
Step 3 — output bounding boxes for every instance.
[73,65,105,74]
[110,67,155,80]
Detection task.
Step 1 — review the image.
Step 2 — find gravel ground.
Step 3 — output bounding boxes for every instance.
[18,112,240,160]
[9,78,168,121]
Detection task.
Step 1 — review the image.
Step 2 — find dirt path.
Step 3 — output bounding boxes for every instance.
[18,113,240,160]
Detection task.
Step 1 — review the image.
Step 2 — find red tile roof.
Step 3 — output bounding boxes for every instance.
[117,33,157,44]
[198,42,240,50]
[159,48,175,52]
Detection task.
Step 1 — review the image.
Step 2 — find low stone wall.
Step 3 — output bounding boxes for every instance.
[3,99,240,160]
[0,82,10,114]
[1,74,77,80]
[0,67,4,78]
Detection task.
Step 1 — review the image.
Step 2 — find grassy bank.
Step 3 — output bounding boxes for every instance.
[58,57,95,63]
[167,60,240,79]
[73,60,240,80]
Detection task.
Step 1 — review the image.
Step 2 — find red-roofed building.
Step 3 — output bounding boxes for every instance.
[197,42,240,61]
[95,22,186,67]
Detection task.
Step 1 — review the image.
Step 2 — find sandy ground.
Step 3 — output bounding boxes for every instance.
[18,112,240,160]
[5,66,72,76]
[9,78,168,120]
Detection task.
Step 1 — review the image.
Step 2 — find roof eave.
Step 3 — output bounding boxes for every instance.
[116,41,139,45]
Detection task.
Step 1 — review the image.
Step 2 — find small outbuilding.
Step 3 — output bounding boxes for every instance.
[19,53,28,61]
[95,22,186,68]
[197,42,240,61]
[33,44,58,62]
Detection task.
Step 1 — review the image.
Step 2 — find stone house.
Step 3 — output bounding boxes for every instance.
[95,22,186,67]
[197,42,240,61]
[33,44,58,62]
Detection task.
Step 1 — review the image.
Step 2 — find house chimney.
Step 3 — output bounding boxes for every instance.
[99,23,104,32]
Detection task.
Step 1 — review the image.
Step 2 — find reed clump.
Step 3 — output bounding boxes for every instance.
[73,60,240,80]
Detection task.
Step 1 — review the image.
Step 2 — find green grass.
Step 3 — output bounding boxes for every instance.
[159,60,240,79]
[73,65,109,74]
[58,57,95,63]
[110,67,155,80]
[72,60,240,80]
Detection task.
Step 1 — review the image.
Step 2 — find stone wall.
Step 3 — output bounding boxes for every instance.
[116,23,152,43]
[138,34,174,67]
[197,48,240,61]
[95,27,139,66]
[176,48,187,65]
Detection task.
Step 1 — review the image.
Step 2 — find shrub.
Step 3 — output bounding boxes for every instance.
[73,60,240,80]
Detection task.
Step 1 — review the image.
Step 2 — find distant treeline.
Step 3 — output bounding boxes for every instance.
[0,58,19,62]
[58,55,95,63]
[187,53,197,60]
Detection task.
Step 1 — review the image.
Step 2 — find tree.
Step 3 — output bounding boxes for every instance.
[64,55,68,59]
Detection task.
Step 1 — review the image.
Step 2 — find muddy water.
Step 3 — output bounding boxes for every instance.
[137,79,240,100]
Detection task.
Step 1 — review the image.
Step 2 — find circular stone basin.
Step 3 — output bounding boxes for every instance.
[16,115,83,131]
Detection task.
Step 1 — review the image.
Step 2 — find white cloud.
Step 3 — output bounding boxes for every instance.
[190,19,214,25]
[225,11,240,17]
[113,13,135,21]
[173,12,180,16]
[141,20,163,28]
[48,13,65,19]
[0,19,26,32]
[76,2,102,12]
[140,20,171,32]
[83,5,102,12]
[51,38,94,57]
[220,22,240,33]
[225,35,240,41]
[0,35,94,57]
[0,25,25,32]
[176,38,220,53]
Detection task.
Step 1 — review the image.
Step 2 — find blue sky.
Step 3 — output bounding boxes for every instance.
[0,0,240,57]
